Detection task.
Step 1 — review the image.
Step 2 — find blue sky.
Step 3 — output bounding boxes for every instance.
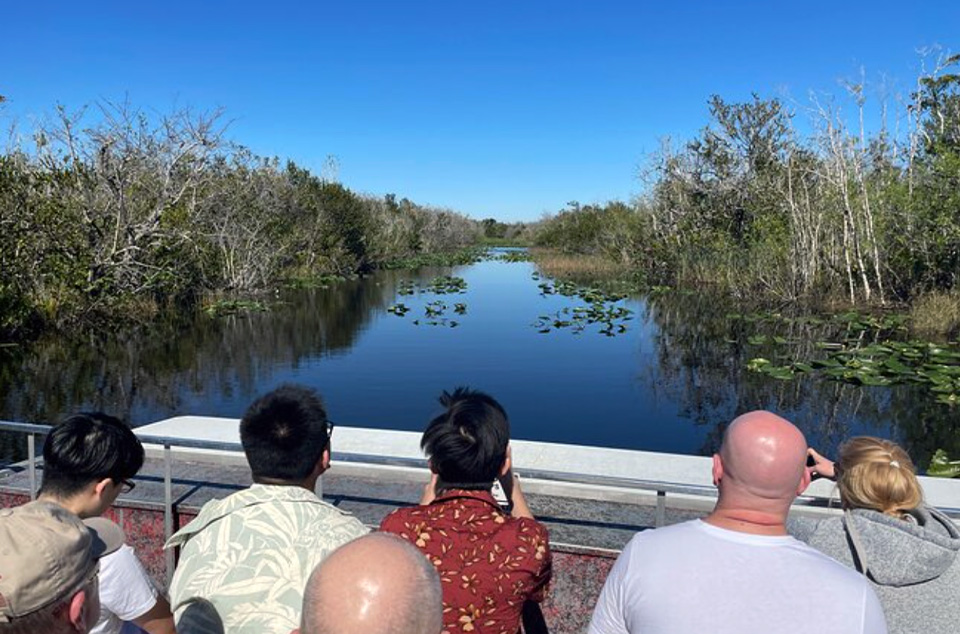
[1,1,957,221]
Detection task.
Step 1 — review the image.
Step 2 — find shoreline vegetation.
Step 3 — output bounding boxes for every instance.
[532,50,960,339]
[0,101,528,341]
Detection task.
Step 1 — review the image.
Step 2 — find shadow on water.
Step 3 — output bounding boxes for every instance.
[2,256,957,470]
[0,269,447,462]
[642,289,960,468]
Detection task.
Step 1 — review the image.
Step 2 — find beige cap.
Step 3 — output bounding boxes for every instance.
[0,501,124,622]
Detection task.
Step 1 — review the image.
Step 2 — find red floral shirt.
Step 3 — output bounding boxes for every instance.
[380,489,552,634]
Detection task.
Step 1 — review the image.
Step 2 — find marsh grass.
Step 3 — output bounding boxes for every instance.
[911,291,960,339]
[532,249,631,284]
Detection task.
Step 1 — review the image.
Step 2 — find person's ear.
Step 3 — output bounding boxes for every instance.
[797,463,812,495]
[712,454,723,487]
[67,589,89,631]
[320,446,331,473]
[500,445,512,477]
[93,478,115,499]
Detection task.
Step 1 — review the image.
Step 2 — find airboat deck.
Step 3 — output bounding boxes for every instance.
[3,416,959,634]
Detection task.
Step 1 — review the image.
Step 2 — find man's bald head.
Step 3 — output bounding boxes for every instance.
[300,533,442,634]
[716,411,809,505]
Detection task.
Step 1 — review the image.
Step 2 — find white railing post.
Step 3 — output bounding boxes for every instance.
[655,490,666,527]
[164,444,174,588]
[27,434,37,500]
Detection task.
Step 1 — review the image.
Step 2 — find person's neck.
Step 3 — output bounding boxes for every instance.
[704,507,788,536]
[38,493,93,519]
[253,476,314,491]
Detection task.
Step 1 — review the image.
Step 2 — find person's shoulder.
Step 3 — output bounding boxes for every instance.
[787,535,868,583]
[379,505,414,530]
[100,543,141,572]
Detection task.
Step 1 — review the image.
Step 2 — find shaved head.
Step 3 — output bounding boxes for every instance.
[715,411,809,511]
[300,533,442,634]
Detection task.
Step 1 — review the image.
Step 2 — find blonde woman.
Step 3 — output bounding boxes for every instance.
[794,437,960,634]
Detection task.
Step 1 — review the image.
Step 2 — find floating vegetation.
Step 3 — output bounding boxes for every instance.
[746,340,960,405]
[533,281,633,336]
[927,449,960,478]
[380,248,485,270]
[425,276,467,294]
[494,250,532,263]
[727,310,908,333]
[202,299,268,317]
[394,276,466,298]
[388,276,469,327]
[285,274,348,289]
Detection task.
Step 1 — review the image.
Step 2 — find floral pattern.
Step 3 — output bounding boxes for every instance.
[380,489,552,634]
[165,484,368,634]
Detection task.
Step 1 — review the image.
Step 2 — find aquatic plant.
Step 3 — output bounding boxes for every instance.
[533,280,633,336]
[202,299,268,317]
[747,339,960,405]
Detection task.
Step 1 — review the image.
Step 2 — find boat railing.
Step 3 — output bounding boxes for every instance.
[7,419,955,585]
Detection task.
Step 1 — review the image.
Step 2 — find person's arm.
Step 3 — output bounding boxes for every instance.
[807,447,837,481]
[861,583,888,634]
[587,539,632,634]
[500,471,534,519]
[132,596,176,634]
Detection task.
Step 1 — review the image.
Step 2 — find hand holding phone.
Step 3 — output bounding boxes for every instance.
[807,447,837,481]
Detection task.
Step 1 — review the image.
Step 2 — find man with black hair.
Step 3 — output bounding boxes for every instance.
[38,413,176,634]
[380,387,552,634]
[165,385,367,634]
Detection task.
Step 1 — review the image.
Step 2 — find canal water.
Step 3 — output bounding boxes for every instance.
[1,251,956,466]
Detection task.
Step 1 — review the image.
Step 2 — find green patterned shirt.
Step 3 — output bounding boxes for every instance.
[165,483,368,634]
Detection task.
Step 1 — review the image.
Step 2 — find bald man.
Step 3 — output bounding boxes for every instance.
[589,411,887,634]
[298,533,442,634]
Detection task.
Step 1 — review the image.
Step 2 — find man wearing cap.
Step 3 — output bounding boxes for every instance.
[0,501,124,633]
[38,412,176,634]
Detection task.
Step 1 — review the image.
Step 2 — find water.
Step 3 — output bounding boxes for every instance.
[1,252,956,467]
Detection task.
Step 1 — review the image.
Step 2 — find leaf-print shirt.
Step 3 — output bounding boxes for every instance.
[380,489,552,634]
[165,483,368,634]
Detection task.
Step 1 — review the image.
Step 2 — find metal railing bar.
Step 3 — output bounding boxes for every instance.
[27,435,36,500]
[163,444,174,588]
[5,420,957,517]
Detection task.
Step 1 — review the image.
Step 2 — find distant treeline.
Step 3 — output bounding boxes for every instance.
[535,51,960,308]
[0,103,482,339]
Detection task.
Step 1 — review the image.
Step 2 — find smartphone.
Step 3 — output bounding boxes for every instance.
[491,478,509,507]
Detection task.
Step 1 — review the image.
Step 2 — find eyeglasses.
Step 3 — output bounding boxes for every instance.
[118,479,136,494]
[326,421,335,440]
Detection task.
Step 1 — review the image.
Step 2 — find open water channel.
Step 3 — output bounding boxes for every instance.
[1,250,957,467]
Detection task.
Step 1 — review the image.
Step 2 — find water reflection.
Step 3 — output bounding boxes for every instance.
[643,289,959,466]
[0,269,434,426]
[1,257,956,470]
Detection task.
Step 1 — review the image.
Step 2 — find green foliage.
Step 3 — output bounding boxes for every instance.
[927,449,960,478]
[533,52,960,307]
[0,105,483,340]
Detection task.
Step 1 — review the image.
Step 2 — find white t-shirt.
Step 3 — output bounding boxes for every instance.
[589,520,887,634]
[93,545,160,634]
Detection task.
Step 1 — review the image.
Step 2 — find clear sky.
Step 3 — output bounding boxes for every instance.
[1,1,957,222]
